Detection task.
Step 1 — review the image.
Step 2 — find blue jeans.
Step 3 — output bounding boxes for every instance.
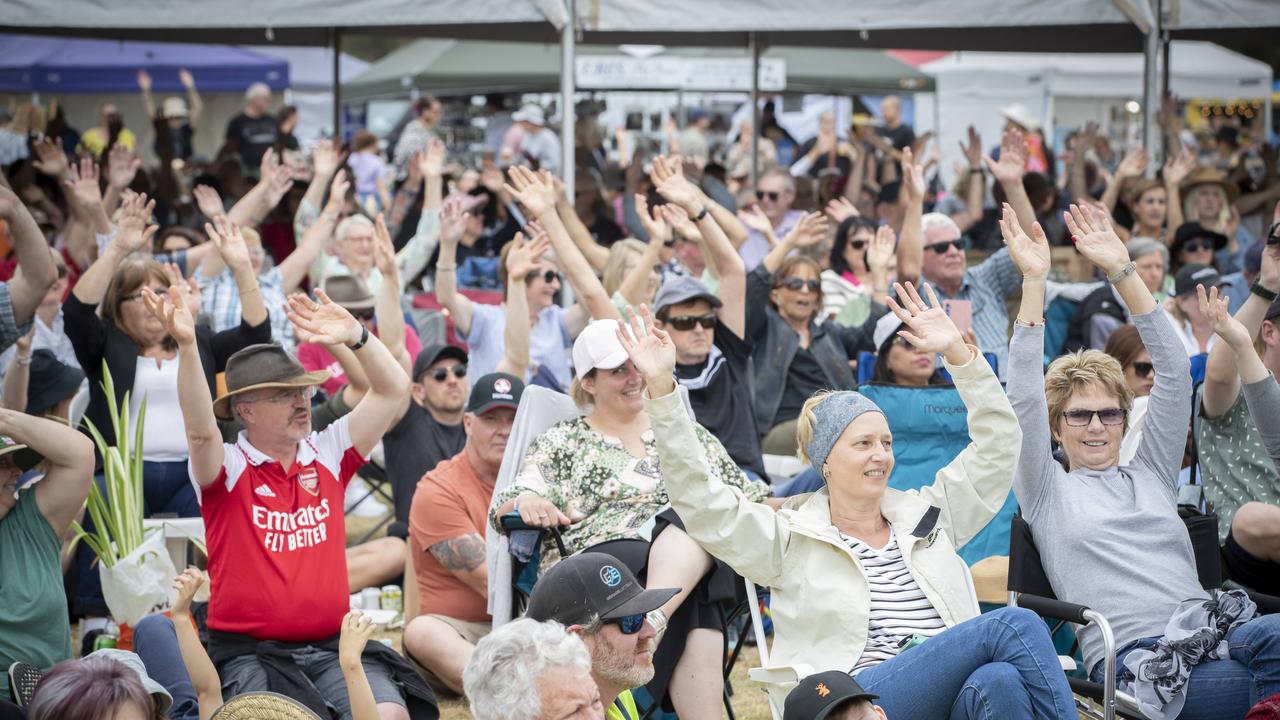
[133,615,201,720]
[853,607,1077,720]
[776,468,822,497]
[1090,613,1280,719]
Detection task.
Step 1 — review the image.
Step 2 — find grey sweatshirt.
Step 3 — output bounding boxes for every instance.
[1242,374,1280,475]
[1009,308,1206,673]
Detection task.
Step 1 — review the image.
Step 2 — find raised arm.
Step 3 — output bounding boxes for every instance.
[737,204,777,250]
[1100,146,1148,213]
[1069,123,1097,205]
[553,176,609,272]
[286,290,410,457]
[1201,285,1269,386]
[71,192,156,306]
[953,126,987,234]
[393,140,448,284]
[496,231,549,379]
[371,214,412,375]
[276,170,347,291]
[0,186,56,328]
[434,200,475,335]
[617,198,665,307]
[984,126,1037,236]
[1202,239,1280,419]
[1162,147,1196,232]
[896,147,926,285]
[2,330,33,411]
[762,211,826,274]
[143,285,224,486]
[136,70,158,120]
[169,569,222,720]
[339,611,380,720]
[204,217,268,329]
[0,407,93,535]
[179,69,203,129]
[302,139,345,214]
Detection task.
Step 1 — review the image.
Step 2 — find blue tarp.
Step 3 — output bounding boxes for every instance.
[0,34,288,94]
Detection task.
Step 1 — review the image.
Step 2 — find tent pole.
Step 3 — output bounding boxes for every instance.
[750,31,760,190]
[331,27,342,140]
[561,0,576,197]
[1141,0,1159,172]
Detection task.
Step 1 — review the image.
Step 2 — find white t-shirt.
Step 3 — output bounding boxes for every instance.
[128,355,189,462]
[464,303,573,390]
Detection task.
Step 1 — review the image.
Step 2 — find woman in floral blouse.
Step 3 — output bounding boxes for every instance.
[490,316,775,718]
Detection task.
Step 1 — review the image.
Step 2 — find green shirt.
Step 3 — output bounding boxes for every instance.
[1195,386,1280,540]
[0,489,70,700]
[606,690,639,720]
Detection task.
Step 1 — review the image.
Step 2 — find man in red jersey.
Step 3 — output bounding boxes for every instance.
[156,284,433,720]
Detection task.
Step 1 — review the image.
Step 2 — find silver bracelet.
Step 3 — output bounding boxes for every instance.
[14,353,31,367]
[1107,261,1137,284]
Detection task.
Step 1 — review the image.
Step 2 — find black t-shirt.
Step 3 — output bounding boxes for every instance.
[794,137,853,178]
[774,344,830,427]
[224,112,280,169]
[877,123,916,151]
[382,403,467,524]
[675,321,767,479]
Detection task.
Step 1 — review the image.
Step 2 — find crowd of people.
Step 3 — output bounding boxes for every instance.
[0,70,1279,720]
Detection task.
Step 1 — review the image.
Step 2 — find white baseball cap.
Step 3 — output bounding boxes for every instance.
[512,103,547,127]
[572,319,629,380]
[873,312,906,350]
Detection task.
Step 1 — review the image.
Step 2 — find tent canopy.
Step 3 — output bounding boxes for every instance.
[0,34,289,93]
[247,45,368,92]
[344,40,934,102]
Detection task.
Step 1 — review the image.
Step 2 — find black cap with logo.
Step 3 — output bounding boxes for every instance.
[783,670,879,720]
[525,552,679,626]
[466,373,525,415]
[412,344,468,383]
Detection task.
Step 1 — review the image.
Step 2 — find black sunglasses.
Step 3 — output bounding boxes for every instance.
[430,364,468,382]
[1131,361,1154,378]
[666,313,716,331]
[925,238,970,254]
[525,269,561,284]
[777,277,821,293]
[756,190,781,202]
[1182,240,1213,254]
[351,308,376,321]
[1061,408,1127,427]
[613,613,645,635]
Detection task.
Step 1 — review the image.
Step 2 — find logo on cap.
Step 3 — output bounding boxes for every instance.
[815,683,831,698]
[494,378,512,394]
[600,565,622,587]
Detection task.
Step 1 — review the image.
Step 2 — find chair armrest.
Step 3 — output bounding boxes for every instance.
[1015,593,1092,625]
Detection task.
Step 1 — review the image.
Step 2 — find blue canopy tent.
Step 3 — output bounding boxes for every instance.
[0,34,288,94]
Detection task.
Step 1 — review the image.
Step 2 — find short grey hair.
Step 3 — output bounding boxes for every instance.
[1126,237,1169,268]
[335,215,373,244]
[245,82,271,101]
[758,168,796,194]
[921,212,961,240]
[463,619,593,720]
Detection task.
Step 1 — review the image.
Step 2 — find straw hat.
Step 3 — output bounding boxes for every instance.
[211,692,322,720]
[1180,165,1240,203]
[212,344,330,421]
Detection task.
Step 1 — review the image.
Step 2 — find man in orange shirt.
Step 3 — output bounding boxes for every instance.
[403,372,524,695]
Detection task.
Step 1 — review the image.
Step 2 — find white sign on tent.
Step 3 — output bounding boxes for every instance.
[576,55,786,91]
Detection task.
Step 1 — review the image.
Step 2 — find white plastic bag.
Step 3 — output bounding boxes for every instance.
[99,530,176,626]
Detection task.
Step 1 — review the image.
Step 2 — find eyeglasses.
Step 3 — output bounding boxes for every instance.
[525,269,561,285]
[1182,240,1213,254]
[351,308,376,321]
[890,335,915,349]
[122,287,170,303]
[847,240,868,251]
[1131,361,1154,378]
[612,613,646,635]
[253,386,317,405]
[666,313,716,331]
[1061,408,1127,427]
[430,364,468,382]
[925,238,970,254]
[776,277,821,293]
[755,190,781,202]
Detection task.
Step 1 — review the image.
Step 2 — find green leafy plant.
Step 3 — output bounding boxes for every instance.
[72,361,149,568]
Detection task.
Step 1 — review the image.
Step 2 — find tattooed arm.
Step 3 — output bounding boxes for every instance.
[428,533,488,598]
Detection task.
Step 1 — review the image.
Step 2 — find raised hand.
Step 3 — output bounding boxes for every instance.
[191,184,225,220]
[114,192,158,254]
[1198,284,1251,350]
[136,69,152,92]
[960,125,983,167]
[1162,147,1197,187]
[658,203,698,242]
[206,216,253,273]
[634,194,669,245]
[825,197,859,224]
[31,137,69,179]
[286,289,362,346]
[339,610,375,669]
[177,69,195,89]
[886,282,965,358]
[1115,145,1149,180]
[984,125,1028,187]
[503,165,558,218]
[867,224,896,273]
[259,147,280,184]
[615,304,677,389]
[325,169,350,215]
[418,138,446,179]
[997,202,1051,279]
[900,147,925,204]
[736,205,773,235]
[1063,202,1129,275]
[440,198,468,249]
[782,211,828,249]
[650,155,701,211]
[107,145,141,190]
[312,139,343,179]
[14,325,34,358]
[506,230,552,281]
[163,262,202,317]
[142,285,196,347]
[65,157,103,209]
[373,214,397,277]
[263,161,295,208]
[171,567,205,617]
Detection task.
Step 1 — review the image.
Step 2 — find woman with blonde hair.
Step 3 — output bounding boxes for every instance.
[1182,167,1250,272]
[0,103,45,166]
[1004,199,1280,719]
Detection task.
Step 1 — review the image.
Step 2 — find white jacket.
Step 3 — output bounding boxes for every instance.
[645,348,1019,708]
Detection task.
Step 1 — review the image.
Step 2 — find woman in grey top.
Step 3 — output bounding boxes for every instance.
[1002,202,1280,719]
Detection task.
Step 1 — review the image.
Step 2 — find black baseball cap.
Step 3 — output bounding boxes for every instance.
[525,552,679,626]
[784,671,879,720]
[411,344,468,383]
[1172,263,1223,298]
[465,373,524,416]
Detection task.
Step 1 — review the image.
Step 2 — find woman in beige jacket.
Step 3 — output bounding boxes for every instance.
[614,292,1076,720]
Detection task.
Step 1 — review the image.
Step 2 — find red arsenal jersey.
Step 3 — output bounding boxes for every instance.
[197,416,366,641]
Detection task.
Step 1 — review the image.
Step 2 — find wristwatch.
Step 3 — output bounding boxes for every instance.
[691,205,710,222]
[1107,261,1137,285]
[1250,281,1279,303]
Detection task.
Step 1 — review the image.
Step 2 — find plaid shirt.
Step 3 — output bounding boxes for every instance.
[199,267,293,353]
[0,282,33,356]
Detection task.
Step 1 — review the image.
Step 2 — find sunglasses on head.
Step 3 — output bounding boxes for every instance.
[925,238,970,254]
[612,613,646,635]
[756,190,781,202]
[776,277,821,293]
[1062,408,1127,427]
[429,364,468,382]
[1131,361,1154,378]
[666,313,716,331]
[525,269,561,284]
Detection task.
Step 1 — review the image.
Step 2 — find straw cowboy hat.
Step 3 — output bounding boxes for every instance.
[212,344,330,421]
[1180,165,1240,203]
[210,692,322,720]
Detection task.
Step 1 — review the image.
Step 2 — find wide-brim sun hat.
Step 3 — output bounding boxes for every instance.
[1180,165,1240,204]
[210,692,322,719]
[212,343,330,421]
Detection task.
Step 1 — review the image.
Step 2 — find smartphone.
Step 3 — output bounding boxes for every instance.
[943,299,973,335]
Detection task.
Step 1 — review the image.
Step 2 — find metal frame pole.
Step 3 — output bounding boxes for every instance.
[560,0,576,197]
[750,32,760,190]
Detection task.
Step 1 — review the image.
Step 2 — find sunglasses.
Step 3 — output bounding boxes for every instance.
[1131,361,1154,378]
[1061,408,1127,427]
[666,313,716,331]
[430,364,468,382]
[925,238,970,254]
[1181,240,1213,254]
[755,190,781,202]
[776,277,821,293]
[613,613,646,635]
[351,308,376,321]
[525,269,561,285]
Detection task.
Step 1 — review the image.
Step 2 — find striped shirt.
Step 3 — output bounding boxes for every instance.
[843,527,946,673]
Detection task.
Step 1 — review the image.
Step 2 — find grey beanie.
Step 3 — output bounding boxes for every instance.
[802,391,886,474]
